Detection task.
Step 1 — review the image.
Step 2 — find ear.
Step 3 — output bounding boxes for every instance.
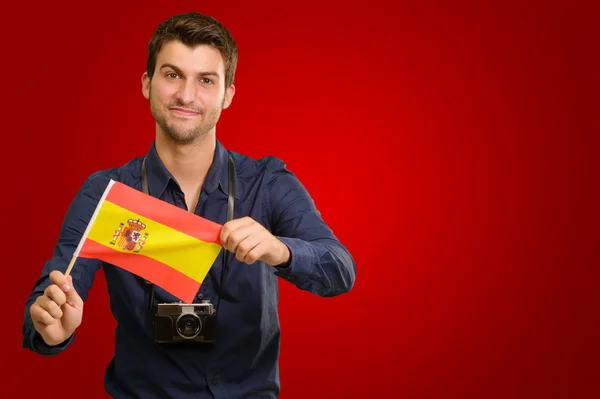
[222,84,236,109]
[142,72,151,100]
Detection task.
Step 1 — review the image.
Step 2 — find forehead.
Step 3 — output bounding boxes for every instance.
[156,40,225,75]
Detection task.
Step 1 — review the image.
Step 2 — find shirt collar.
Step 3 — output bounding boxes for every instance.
[144,139,239,200]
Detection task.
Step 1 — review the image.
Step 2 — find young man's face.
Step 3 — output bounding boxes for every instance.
[142,40,235,144]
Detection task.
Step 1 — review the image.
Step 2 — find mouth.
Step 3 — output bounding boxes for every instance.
[169,107,201,117]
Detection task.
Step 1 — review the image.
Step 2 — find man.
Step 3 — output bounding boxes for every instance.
[21,11,355,399]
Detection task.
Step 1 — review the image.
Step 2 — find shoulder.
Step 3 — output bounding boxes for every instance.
[78,156,145,197]
[229,150,294,190]
[229,150,287,177]
[227,150,304,208]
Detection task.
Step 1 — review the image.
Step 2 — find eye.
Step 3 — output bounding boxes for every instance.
[201,78,213,85]
[166,72,180,79]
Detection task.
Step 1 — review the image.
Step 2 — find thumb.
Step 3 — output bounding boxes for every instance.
[64,275,83,306]
[49,270,70,292]
[50,271,82,306]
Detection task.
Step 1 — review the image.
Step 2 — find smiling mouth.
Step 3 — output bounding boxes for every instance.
[170,107,200,117]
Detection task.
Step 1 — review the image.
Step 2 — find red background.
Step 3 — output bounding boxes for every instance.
[2,1,598,398]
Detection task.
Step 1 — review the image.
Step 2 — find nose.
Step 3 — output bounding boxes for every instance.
[176,78,197,105]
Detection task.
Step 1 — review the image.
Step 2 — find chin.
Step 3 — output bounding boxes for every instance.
[165,129,207,145]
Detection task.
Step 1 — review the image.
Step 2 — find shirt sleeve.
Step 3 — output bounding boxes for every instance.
[22,176,104,356]
[266,159,356,297]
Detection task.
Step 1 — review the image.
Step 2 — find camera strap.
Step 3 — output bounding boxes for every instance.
[140,150,235,315]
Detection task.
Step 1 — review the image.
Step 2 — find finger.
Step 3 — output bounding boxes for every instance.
[220,217,256,247]
[64,276,83,307]
[49,270,70,293]
[30,303,56,326]
[38,295,64,319]
[224,223,261,253]
[50,272,83,307]
[44,284,67,307]
[235,233,263,264]
[242,240,265,265]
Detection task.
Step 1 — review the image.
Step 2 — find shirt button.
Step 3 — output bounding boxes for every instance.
[212,375,219,385]
[197,293,204,299]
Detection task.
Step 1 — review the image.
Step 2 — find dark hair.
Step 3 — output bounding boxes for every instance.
[147,12,238,88]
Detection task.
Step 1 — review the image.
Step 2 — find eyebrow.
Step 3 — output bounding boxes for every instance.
[159,63,220,79]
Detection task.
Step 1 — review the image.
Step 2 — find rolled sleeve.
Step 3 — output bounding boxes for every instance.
[28,331,75,356]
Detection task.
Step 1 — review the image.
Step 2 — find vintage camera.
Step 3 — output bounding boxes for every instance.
[154,301,216,344]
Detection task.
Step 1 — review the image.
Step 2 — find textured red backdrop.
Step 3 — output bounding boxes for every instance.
[3,1,598,398]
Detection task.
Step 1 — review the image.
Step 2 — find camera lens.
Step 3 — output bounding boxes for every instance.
[176,314,202,339]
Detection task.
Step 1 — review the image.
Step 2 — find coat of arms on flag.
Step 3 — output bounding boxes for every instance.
[110,219,149,253]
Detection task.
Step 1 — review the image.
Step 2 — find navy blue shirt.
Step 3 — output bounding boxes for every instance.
[22,140,356,398]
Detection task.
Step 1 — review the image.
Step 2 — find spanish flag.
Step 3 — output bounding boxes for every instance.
[72,180,223,303]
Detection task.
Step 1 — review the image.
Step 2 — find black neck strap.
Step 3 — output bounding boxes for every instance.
[140,152,235,316]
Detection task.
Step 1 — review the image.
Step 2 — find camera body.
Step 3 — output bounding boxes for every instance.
[154,301,216,344]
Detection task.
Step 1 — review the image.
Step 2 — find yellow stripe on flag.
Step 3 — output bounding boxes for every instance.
[86,200,222,283]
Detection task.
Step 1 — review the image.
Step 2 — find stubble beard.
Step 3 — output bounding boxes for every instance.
[150,89,224,146]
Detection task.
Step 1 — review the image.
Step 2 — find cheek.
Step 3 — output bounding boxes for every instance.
[201,90,224,107]
[152,82,178,105]
[154,93,175,109]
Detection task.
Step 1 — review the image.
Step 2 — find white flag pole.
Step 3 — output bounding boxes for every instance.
[65,179,116,277]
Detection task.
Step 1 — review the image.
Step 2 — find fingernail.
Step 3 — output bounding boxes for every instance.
[62,284,70,292]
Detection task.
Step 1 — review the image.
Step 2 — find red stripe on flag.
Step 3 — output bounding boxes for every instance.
[79,239,201,303]
[106,181,223,245]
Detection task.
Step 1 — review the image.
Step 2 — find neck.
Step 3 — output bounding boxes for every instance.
[154,130,216,189]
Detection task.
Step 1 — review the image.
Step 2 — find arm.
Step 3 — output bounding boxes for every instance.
[22,177,103,356]
[267,161,356,297]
